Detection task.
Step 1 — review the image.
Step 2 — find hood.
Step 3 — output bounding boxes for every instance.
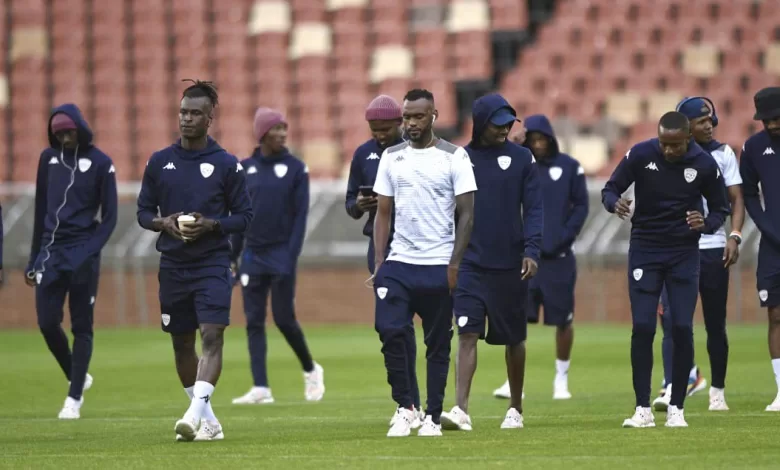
[251,146,293,164]
[469,93,519,147]
[700,138,723,153]
[172,136,226,160]
[522,114,559,157]
[47,103,94,150]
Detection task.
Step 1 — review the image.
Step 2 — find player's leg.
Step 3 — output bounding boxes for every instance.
[653,285,674,410]
[442,268,485,430]
[374,261,418,436]
[698,248,729,410]
[767,303,780,410]
[233,273,274,404]
[623,251,663,428]
[494,277,539,399]
[412,264,452,437]
[271,270,324,401]
[756,263,780,410]
[663,249,700,427]
[541,256,576,399]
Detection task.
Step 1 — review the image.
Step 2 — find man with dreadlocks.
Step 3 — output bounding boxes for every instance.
[137,80,253,441]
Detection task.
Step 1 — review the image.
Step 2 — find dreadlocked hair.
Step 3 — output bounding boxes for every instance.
[181,79,219,107]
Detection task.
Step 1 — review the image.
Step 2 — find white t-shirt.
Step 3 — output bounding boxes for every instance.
[373,139,478,265]
[700,143,741,249]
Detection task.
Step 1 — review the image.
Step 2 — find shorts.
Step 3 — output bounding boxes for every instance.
[453,265,528,345]
[757,243,780,308]
[158,265,233,334]
[528,253,576,327]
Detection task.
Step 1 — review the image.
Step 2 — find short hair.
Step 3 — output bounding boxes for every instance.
[658,111,689,132]
[404,88,434,103]
[181,79,219,108]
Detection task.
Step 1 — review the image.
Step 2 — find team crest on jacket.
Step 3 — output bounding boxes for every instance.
[633,269,643,281]
[377,287,388,300]
[78,158,92,173]
[683,168,697,183]
[549,166,563,181]
[161,314,170,326]
[274,163,288,178]
[200,163,214,178]
[497,156,511,170]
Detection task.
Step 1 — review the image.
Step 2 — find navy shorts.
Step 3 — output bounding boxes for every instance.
[158,266,233,334]
[757,242,780,308]
[453,266,527,345]
[528,253,576,327]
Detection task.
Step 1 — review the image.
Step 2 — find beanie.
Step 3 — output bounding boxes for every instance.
[254,107,286,142]
[365,95,402,121]
[677,98,711,121]
[51,113,77,134]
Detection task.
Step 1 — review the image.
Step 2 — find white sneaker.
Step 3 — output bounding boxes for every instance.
[440,406,472,431]
[58,396,83,420]
[417,415,442,436]
[232,387,275,404]
[765,393,780,412]
[194,420,224,441]
[174,415,200,441]
[500,408,524,429]
[653,384,672,412]
[389,406,423,429]
[304,363,325,401]
[708,388,729,411]
[387,407,415,437]
[553,376,571,400]
[622,406,655,428]
[665,405,688,427]
[68,373,93,393]
[493,380,524,399]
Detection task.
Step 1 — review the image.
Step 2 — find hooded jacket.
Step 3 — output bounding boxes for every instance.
[137,137,253,268]
[26,104,118,275]
[230,147,308,275]
[462,94,543,268]
[602,138,730,251]
[740,130,780,250]
[523,115,589,258]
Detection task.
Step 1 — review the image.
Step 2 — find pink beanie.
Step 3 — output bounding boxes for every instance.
[365,95,402,121]
[254,107,286,142]
[51,113,77,133]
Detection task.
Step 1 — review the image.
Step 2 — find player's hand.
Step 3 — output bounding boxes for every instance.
[614,198,632,220]
[356,194,378,212]
[521,257,538,280]
[723,238,740,268]
[158,212,185,240]
[447,264,459,292]
[24,270,36,287]
[0,269,4,286]
[179,212,216,241]
[686,210,705,231]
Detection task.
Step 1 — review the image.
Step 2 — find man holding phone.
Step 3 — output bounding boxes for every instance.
[344,95,424,428]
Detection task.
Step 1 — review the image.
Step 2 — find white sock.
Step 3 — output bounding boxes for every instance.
[65,396,82,408]
[710,386,724,396]
[184,386,194,399]
[187,385,218,422]
[555,359,570,379]
[184,381,214,422]
[772,359,780,392]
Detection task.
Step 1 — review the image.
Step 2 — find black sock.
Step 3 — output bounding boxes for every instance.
[247,324,269,387]
[631,325,655,408]
[670,325,694,408]
[41,326,72,380]
[68,331,93,399]
[278,322,314,373]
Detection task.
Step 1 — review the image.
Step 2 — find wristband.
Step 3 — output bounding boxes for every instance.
[729,231,742,245]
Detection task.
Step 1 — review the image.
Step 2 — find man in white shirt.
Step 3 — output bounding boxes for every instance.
[653,97,745,413]
[372,89,477,438]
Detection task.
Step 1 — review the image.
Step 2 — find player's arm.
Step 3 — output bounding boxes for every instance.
[521,159,543,264]
[722,146,745,234]
[345,151,364,219]
[26,153,49,275]
[698,164,730,234]
[216,159,253,234]
[137,157,163,231]
[372,150,393,271]
[84,160,118,258]
[601,148,636,218]
[448,148,478,287]
[558,164,589,252]
[739,144,780,247]
[288,165,310,261]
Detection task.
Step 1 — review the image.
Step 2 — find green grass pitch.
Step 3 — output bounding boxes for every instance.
[1,324,779,469]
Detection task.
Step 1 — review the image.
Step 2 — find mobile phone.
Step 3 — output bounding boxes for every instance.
[359,185,376,197]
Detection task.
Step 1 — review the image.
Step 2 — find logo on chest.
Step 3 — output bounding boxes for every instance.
[497,156,511,170]
[683,168,697,183]
[78,158,92,173]
[274,164,288,178]
[549,166,563,181]
[200,163,215,178]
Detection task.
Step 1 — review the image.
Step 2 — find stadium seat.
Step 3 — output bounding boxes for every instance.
[646,92,683,121]
[10,0,45,27]
[488,0,528,30]
[0,75,8,108]
[300,139,341,177]
[446,0,490,33]
[289,22,332,59]
[370,45,414,83]
[605,92,643,127]
[291,0,327,22]
[327,0,368,9]
[570,135,608,174]
[763,44,780,75]
[10,27,47,61]
[681,44,720,78]
[248,0,291,35]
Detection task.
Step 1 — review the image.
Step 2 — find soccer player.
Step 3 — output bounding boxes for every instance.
[137,80,253,441]
[24,104,117,419]
[494,114,588,401]
[373,89,476,437]
[440,94,541,431]
[739,86,780,411]
[652,97,744,412]
[231,107,325,405]
[602,111,730,428]
[344,95,423,427]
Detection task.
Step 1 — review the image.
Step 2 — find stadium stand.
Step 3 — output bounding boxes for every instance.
[2,0,778,181]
